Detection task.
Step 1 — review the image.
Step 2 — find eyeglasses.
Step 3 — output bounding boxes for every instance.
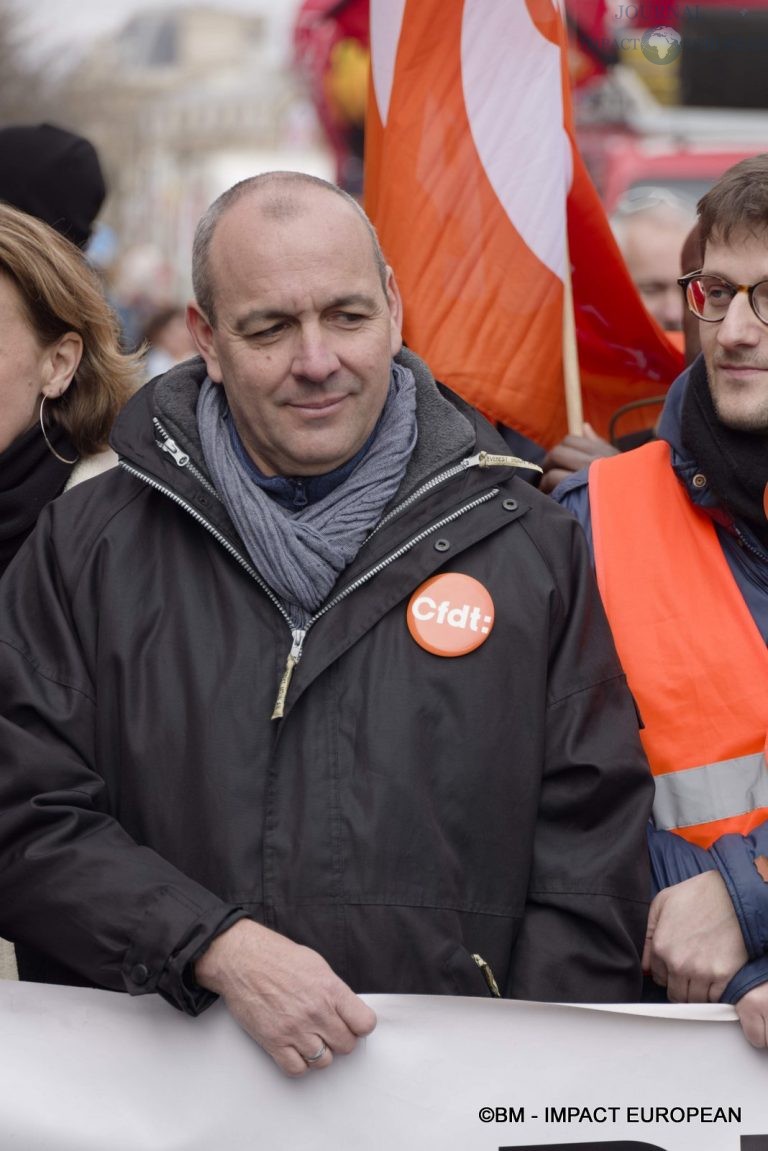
[677,271,768,325]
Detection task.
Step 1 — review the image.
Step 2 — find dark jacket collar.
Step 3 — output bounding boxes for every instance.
[111,347,512,516]
[657,355,767,557]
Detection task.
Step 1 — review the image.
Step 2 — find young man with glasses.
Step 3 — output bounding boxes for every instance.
[554,154,768,1048]
[537,210,703,497]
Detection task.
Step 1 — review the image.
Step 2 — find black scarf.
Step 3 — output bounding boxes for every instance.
[681,356,768,550]
[0,424,76,578]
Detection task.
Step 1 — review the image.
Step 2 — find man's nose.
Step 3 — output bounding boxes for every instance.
[292,326,340,382]
[716,290,762,348]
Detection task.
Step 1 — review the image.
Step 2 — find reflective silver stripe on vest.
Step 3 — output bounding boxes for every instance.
[653,752,768,831]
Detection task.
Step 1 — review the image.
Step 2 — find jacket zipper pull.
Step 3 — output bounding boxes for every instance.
[158,437,190,467]
[271,629,306,720]
[472,952,501,997]
[475,450,542,475]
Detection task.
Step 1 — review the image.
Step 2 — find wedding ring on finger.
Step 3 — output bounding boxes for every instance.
[303,1041,328,1065]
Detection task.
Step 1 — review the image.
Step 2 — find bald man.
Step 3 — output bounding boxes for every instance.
[612,198,696,333]
[0,173,652,1075]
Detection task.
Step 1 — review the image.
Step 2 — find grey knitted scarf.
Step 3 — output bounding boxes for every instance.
[197,363,418,625]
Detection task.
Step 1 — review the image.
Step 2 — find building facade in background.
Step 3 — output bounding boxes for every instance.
[60,4,332,301]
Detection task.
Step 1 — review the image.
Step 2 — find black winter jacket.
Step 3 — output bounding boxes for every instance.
[0,351,653,1012]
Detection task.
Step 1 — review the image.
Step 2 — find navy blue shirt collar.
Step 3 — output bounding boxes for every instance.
[227,415,378,511]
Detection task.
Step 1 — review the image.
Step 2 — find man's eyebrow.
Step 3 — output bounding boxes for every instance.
[233,294,380,333]
[698,270,758,283]
[233,308,289,333]
[324,293,379,311]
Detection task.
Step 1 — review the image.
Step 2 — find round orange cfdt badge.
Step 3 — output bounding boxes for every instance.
[407,573,495,657]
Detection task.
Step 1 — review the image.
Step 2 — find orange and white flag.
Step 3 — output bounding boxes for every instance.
[365,0,683,448]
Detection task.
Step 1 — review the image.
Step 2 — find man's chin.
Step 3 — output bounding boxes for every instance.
[711,385,768,433]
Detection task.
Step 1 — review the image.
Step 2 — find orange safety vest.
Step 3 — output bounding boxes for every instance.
[590,440,768,849]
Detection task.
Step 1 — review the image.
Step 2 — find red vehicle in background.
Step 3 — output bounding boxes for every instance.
[568,1,768,213]
[576,96,768,216]
[596,140,764,215]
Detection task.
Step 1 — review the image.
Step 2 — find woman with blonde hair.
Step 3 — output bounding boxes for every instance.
[0,203,141,980]
[0,202,141,577]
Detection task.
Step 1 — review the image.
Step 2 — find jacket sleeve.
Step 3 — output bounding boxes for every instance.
[645,822,768,998]
[710,828,768,959]
[647,823,716,896]
[550,469,594,555]
[646,821,768,959]
[721,955,768,1004]
[504,511,654,1002]
[0,508,247,1014]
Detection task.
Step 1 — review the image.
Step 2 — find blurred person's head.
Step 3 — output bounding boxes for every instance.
[0,203,141,456]
[612,192,696,332]
[113,244,176,307]
[142,305,197,380]
[679,221,703,365]
[143,306,197,362]
[0,123,106,250]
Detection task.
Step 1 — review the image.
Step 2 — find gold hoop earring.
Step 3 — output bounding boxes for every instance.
[39,394,78,465]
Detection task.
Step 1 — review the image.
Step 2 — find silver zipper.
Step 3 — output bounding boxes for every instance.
[269,486,499,718]
[370,449,538,540]
[125,434,508,718]
[270,628,307,720]
[118,460,297,632]
[472,952,501,997]
[153,418,222,500]
[319,489,500,622]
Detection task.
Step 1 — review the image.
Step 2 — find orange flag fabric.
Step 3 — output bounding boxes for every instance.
[365,0,683,448]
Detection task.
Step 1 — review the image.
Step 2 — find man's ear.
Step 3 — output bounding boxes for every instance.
[41,332,83,399]
[186,302,223,383]
[385,267,404,357]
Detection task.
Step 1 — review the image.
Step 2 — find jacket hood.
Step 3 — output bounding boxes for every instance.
[656,356,768,566]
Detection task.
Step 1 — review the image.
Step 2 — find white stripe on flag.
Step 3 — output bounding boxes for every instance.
[370,0,408,128]
[461,0,571,279]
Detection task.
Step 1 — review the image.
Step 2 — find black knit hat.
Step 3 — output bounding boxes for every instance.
[0,122,107,249]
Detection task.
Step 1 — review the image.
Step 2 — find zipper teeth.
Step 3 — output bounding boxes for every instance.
[118,460,296,628]
[152,418,221,500]
[368,460,471,540]
[736,525,768,567]
[123,451,500,659]
[311,488,500,625]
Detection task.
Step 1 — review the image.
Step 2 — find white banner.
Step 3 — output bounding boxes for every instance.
[0,981,766,1150]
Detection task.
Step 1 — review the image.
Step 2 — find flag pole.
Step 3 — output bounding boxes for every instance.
[562,220,583,435]
[557,0,583,437]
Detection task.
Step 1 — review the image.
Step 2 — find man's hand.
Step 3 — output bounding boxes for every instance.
[643,872,748,1003]
[195,919,377,1076]
[736,983,768,1048]
[538,423,617,495]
